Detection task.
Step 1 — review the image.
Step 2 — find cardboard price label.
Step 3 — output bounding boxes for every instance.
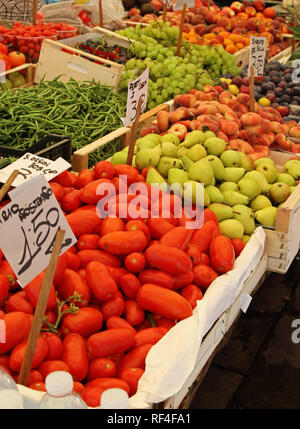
[0,153,71,187]
[173,0,195,10]
[0,175,76,288]
[248,36,267,78]
[122,67,149,127]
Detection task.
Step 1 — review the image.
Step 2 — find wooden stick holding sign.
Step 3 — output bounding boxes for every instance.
[32,0,37,25]
[18,229,66,386]
[99,0,104,27]
[176,3,187,57]
[249,66,255,113]
[292,2,299,54]
[162,2,167,22]
[127,97,144,166]
[0,170,19,203]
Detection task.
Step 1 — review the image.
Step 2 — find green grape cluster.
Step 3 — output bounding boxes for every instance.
[117,21,242,109]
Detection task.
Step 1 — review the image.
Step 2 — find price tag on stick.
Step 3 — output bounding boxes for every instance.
[0,175,76,288]
[174,0,195,10]
[122,67,149,128]
[0,153,71,187]
[248,36,267,78]
[127,96,144,166]
[18,228,66,387]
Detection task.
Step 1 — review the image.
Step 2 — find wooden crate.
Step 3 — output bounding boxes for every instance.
[35,38,123,91]
[157,255,268,409]
[234,46,250,68]
[264,150,300,274]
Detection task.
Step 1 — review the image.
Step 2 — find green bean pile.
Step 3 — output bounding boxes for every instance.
[0,78,126,165]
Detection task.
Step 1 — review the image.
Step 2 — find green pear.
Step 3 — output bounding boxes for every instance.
[244,171,270,194]
[204,137,227,157]
[161,141,178,158]
[219,219,244,240]
[242,235,251,244]
[206,155,226,181]
[168,168,189,187]
[138,133,161,145]
[224,167,246,183]
[222,191,249,206]
[135,146,162,169]
[219,182,238,193]
[111,150,128,165]
[209,203,233,222]
[183,130,206,148]
[157,156,183,177]
[290,186,297,193]
[204,130,216,140]
[161,133,180,146]
[255,206,277,227]
[276,173,296,187]
[237,178,261,200]
[177,146,189,159]
[146,167,169,193]
[232,204,256,235]
[205,185,224,203]
[220,150,241,167]
[136,138,158,151]
[254,157,275,168]
[186,144,207,162]
[282,159,300,180]
[240,153,255,171]
[250,195,272,211]
[269,182,291,204]
[183,180,210,206]
[188,158,214,185]
[256,162,278,184]
[181,155,194,172]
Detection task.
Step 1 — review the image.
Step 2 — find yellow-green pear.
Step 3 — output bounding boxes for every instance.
[205,185,224,203]
[204,137,227,156]
[240,153,255,171]
[282,159,300,180]
[204,130,216,140]
[232,204,256,235]
[181,155,194,172]
[219,219,244,239]
[186,144,207,162]
[183,130,206,147]
[220,150,241,167]
[269,182,291,204]
[136,138,158,151]
[209,203,233,222]
[255,206,277,227]
[161,133,180,146]
[222,191,249,206]
[111,150,128,165]
[276,173,296,187]
[256,162,278,184]
[146,167,169,193]
[177,146,189,159]
[244,170,270,194]
[219,182,238,193]
[250,195,272,211]
[168,168,189,187]
[242,235,251,244]
[254,157,275,168]
[188,158,214,185]
[161,141,178,158]
[183,180,210,206]
[237,178,261,200]
[138,133,161,145]
[157,156,183,177]
[206,155,226,181]
[135,146,162,169]
[224,167,246,183]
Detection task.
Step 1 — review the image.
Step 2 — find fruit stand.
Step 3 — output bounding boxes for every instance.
[0,0,299,413]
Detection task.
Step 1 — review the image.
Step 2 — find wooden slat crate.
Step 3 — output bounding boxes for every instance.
[158,254,268,409]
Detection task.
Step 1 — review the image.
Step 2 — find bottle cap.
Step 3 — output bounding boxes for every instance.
[0,389,23,409]
[45,371,73,397]
[101,388,129,409]
[0,367,18,391]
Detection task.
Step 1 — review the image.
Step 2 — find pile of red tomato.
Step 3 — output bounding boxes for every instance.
[0,161,246,407]
[0,22,77,63]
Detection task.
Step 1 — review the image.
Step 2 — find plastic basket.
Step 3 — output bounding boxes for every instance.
[0,134,72,164]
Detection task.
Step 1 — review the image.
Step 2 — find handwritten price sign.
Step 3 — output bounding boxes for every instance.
[0,175,76,288]
[174,0,195,10]
[122,68,149,127]
[248,36,267,78]
[0,153,70,187]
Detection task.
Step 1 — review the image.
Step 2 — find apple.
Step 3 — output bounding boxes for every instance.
[277,106,290,117]
[230,1,244,13]
[129,8,140,17]
[253,0,265,11]
[241,77,250,86]
[151,0,163,11]
[239,85,250,94]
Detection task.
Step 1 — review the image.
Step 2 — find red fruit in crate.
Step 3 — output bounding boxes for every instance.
[7,51,26,67]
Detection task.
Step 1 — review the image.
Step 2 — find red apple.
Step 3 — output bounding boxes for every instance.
[230,1,244,13]
[129,7,140,17]
[241,76,250,86]
[253,0,265,11]
[239,85,250,94]
[151,0,163,11]
[277,106,290,117]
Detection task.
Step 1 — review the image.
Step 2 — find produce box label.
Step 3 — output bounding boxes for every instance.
[0,175,76,288]
[122,67,149,127]
[0,153,71,188]
[174,0,196,10]
[248,36,267,78]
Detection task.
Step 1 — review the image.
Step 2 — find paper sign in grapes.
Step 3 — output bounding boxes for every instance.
[0,175,76,288]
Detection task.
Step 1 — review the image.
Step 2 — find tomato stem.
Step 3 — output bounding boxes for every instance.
[147,312,156,328]
[41,293,81,333]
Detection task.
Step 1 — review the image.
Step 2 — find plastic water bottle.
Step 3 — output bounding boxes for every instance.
[39,371,88,409]
[100,388,129,409]
[0,367,24,409]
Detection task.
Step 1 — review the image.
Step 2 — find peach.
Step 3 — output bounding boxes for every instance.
[238,129,252,140]
[219,119,239,136]
[219,91,235,106]
[232,103,249,118]
[196,122,219,134]
[260,119,273,133]
[236,93,250,107]
[291,143,300,153]
[196,114,220,126]
[177,120,192,130]
[240,112,261,127]
[174,94,196,108]
[271,121,287,136]
[224,110,240,123]
[217,130,229,142]
[196,103,219,116]
[139,124,160,137]
[229,139,254,154]
[289,126,300,139]
[252,146,271,157]
[256,132,275,147]
[168,124,188,141]
[157,110,169,132]
[194,91,213,101]
[283,120,298,129]
[275,133,292,151]
[203,85,219,95]
[243,124,265,136]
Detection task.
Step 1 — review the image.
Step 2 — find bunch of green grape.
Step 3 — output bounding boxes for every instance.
[117,21,241,108]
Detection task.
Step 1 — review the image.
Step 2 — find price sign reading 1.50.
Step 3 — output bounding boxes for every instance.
[0,175,77,288]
